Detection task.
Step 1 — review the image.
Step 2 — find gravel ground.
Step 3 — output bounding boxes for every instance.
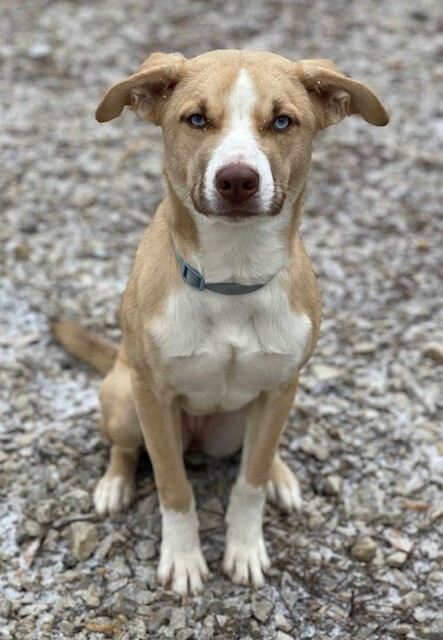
[1,1,443,638]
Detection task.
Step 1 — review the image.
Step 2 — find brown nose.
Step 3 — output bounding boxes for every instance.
[215,164,259,205]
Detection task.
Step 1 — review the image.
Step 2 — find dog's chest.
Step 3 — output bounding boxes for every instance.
[151,278,311,414]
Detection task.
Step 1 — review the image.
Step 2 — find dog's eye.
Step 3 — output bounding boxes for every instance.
[188,113,208,128]
[273,115,292,130]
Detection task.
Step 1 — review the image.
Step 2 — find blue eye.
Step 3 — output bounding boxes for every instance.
[188,113,208,127]
[273,115,292,130]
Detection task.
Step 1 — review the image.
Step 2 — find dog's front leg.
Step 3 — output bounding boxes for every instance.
[223,376,299,588]
[130,369,208,596]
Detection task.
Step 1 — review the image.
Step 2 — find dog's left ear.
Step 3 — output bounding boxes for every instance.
[96,52,186,124]
[297,59,389,129]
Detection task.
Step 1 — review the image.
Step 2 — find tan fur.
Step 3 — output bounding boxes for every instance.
[243,377,300,487]
[51,321,117,374]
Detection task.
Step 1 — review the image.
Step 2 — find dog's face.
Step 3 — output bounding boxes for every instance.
[161,54,318,222]
[96,51,388,223]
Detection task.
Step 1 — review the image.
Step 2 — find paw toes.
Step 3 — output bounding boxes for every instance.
[94,475,135,516]
[223,539,270,589]
[158,550,208,596]
[267,471,302,513]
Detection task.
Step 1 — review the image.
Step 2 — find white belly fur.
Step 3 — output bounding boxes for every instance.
[151,274,311,415]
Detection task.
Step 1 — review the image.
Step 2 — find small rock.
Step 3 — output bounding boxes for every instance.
[135,539,156,561]
[323,474,343,495]
[312,364,343,380]
[393,624,412,636]
[62,553,78,569]
[95,532,125,561]
[354,624,379,640]
[22,519,42,539]
[0,597,12,618]
[423,343,443,364]
[203,614,215,628]
[105,591,137,618]
[170,608,187,630]
[414,607,431,623]
[35,500,59,524]
[351,536,378,563]
[347,482,386,522]
[18,603,48,617]
[14,243,30,260]
[353,341,376,354]
[419,538,440,559]
[424,615,443,639]
[251,595,273,623]
[274,614,292,633]
[275,632,294,640]
[416,238,430,251]
[40,613,55,631]
[385,529,413,553]
[216,615,229,628]
[429,505,443,523]
[177,631,194,640]
[62,488,93,513]
[402,591,425,609]
[70,522,98,561]
[298,434,330,461]
[28,43,52,59]
[307,549,323,565]
[84,584,101,608]
[427,571,443,589]
[387,551,408,567]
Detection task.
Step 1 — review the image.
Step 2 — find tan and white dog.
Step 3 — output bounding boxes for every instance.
[53,50,388,596]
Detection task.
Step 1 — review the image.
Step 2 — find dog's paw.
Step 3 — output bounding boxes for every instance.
[94,474,135,515]
[158,547,209,596]
[223,535,270,588]
[159,501,208,596]
[267,457,302,512]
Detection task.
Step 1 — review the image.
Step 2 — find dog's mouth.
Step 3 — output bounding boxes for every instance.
[208,196,286,222]
[190,181,287,221]
[220,208,261,220]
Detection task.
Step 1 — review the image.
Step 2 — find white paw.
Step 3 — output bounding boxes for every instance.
[224,477,270,587]
[158,546,209,596]
[223,535,270,588]
[159,500,208,596]
[94,475,135,515]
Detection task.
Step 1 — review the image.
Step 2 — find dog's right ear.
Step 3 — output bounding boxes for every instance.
[96,52,186,124]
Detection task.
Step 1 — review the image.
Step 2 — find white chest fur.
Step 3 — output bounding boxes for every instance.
[151,274,311,414]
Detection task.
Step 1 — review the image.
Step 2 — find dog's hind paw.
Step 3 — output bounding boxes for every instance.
[267,456,302,512]
[94,474,135,515]
[223,535,270,588]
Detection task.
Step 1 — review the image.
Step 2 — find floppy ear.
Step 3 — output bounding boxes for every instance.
[96,52,186,124]
[297,59,389,129]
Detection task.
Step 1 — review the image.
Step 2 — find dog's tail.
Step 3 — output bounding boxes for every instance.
[51,321,118,374]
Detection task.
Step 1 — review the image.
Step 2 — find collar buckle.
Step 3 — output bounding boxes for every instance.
[181,261,206,291]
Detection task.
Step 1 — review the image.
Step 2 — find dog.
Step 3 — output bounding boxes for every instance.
[53,50,388,596]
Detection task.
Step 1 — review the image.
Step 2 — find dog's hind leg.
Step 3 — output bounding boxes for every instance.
[94,346,143,515]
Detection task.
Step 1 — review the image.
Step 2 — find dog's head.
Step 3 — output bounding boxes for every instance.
[96,50,388,223]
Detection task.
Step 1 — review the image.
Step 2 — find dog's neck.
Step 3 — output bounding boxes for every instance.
[164,189,304,286]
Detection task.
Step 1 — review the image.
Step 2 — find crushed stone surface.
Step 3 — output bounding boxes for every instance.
[1,0,442,638]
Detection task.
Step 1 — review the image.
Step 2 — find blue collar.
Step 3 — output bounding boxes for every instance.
[174,248,274,295]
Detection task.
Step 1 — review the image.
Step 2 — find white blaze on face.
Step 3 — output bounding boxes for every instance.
[204,68,275,213]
